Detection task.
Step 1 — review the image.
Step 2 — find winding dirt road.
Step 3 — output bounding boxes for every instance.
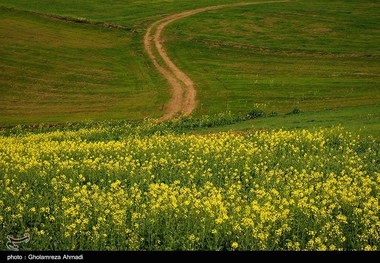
[144,1,289,121]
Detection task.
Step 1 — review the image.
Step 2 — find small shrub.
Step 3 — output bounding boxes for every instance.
[287,108,302,115]
[246,109,265,119]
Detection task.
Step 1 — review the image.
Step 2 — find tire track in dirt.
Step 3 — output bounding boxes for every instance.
[144,1,289,121]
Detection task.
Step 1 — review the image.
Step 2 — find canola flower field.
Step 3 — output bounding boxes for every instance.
[0,120,379,251]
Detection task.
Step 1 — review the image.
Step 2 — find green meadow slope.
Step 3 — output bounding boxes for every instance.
[0,8,168,125]
[0,0,379,135]
[163,0,379,125]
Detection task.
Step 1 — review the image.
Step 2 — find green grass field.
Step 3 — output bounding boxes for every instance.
[0,7,169,126]
[163,0,380,123]
[0,0,378,135]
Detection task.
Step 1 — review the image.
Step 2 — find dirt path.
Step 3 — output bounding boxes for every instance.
[144,1,289,121]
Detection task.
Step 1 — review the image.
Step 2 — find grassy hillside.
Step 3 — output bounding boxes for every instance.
[0,0,248,126]
[0,0,260,28]
[0,8,168,126]
[164,0,380,117]
[0,0,378,134]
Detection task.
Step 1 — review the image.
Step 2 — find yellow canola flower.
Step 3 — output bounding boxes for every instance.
[0,125,378,250]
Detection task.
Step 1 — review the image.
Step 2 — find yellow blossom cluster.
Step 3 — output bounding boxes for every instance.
[0,126,379,250]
